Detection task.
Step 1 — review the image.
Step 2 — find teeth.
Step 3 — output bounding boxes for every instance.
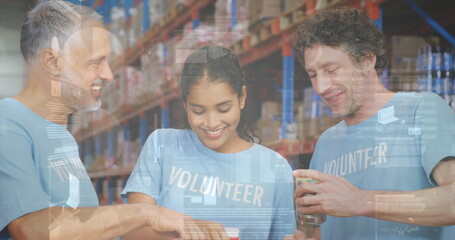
[206,129,222,135]
[91,85,101,91]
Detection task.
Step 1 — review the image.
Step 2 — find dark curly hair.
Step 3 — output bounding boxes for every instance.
[293,7,387,78]
[180,46,257,143]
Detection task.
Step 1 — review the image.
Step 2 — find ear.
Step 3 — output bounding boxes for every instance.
[240,85,247,110]
[40,49,61,77]
[183,101,187,111]
[363,54,377,71]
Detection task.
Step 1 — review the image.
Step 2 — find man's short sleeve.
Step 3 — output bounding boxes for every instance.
[0,129,51,234]
[417,92,455,184]
[121,130,163,202]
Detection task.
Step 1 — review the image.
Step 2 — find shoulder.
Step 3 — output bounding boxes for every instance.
[147,128,193,144]
[0,98,17,121]
[417,91,451,107]
[318,120,345,140]
[396,91,445,107]
[400,92,453,114]
[252,144,283,159]
[0,99,29,136]
[252,144,292,171]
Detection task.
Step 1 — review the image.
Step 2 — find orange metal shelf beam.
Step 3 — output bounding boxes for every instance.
[78,88,180,141]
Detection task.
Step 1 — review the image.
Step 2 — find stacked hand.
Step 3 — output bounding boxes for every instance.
[284,229,320,240]
[181,219,229,240]
[148,206,229,240]
[293,170,370,218]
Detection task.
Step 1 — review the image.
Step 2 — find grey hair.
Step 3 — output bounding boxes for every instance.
[20,0,103,64]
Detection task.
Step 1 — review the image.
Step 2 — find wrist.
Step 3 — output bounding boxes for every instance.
[357,190,376,217]
[135,204,160,228]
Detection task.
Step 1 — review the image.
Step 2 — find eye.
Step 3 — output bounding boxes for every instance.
[327,67,339,73]
[191,109,205,115]
[90,58,105,66]
[308,73,316,79]
[218,107,231,113]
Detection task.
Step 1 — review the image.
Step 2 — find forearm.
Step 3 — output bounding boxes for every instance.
[363,184,455,226]
[10,204,153,240]
[122,227,178,240]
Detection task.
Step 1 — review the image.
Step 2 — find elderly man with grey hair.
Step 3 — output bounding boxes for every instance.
[0,1,228,240]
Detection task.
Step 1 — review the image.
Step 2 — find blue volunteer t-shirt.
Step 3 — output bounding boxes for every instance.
[122,129,296,239]
[0,98,99,240]
[310,92,455,240]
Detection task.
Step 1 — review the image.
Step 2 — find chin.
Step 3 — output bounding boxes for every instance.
[80,99,102,112]
[198,135,227,152]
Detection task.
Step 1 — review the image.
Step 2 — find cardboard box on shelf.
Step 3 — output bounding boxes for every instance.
[107,7,128,53]
[173,22,217,86]
[260,101,281,121]
[166,35,183,89]
[213,0,250,46]
[123,66,144,106]
[248,0,281,28]
[294,101,305,122]
[149,0,167,26]
[296,119,310,140]
[128,4,143,48]
[282,0,301,12]
[141,43,167,98]
[254,119,281,145]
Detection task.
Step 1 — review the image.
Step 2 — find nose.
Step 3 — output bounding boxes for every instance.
[205,111,221,129]
[100,60,114,82]
[313,72,333,95]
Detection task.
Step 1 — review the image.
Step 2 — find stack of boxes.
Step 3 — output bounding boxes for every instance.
[255,101,282,145]
[173,22,217,85]
[141,43,168,100]
[248,0,281,28]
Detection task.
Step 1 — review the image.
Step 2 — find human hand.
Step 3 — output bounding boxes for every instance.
[293,169,372,217]
[146,207,229,239]
[144,206,186,237]
[182,219,229,240]
[284,230,319,240]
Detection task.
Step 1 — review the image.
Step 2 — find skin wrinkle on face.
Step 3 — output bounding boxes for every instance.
[185,79,247,154]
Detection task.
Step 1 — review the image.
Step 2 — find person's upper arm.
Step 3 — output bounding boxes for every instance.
[0,129,50,236]
[270,155,297,238]
[121,131,163,202]
[431,157,455,186]
[128,192,157,205]
[416,93,455,185]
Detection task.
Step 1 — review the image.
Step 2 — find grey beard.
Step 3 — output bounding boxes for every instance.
[60,80,101,111]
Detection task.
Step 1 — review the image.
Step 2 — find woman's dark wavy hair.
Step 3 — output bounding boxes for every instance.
[293,7,387,79]
[180,46,257,143]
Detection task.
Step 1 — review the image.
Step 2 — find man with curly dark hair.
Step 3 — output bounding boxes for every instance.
[291,7,455,240]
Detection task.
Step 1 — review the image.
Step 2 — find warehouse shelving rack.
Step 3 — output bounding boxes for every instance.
[59,0,455,204]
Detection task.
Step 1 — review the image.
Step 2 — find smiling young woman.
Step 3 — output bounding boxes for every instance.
[121,46,297,240]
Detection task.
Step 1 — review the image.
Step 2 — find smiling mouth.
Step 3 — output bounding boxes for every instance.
[206,129,222,135]
[90,84,103,97]
[91,85,102,91]
[202,127,226,138]
[325,92,343,104]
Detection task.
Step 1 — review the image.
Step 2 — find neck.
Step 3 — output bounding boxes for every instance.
[14,74,74,126]
[344,76,395,126]
[212,133,253,154]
